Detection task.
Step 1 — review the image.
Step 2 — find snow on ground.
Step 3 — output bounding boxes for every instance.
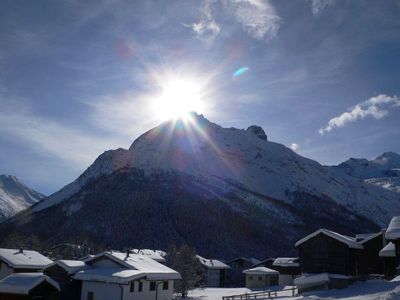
[187,286,300,300]
[187,281,400,300]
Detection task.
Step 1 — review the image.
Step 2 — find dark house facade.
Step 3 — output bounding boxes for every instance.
[356,232,385,275]
[44,260,86,300]
[296,229,362,276]
[227,257,261,287]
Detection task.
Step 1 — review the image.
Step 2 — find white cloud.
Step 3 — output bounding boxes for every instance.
[319,94,400,135]
[186,0,221,46]
[223,0,281,40]
[308,0,336,16]
[290,143,300,151]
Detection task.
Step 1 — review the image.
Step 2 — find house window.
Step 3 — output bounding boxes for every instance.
[270,276,278,286]
[130,282,134,292]
[258,276,262,281]
[138,282,143,292]
[249,276,253,280]
[150,281,156,291]
[87,291,94,300]
[163,281,169,290]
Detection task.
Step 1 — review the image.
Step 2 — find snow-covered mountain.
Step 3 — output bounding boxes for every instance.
[1,114,399,257]
[0,175,44,221]
[333,152,400,193]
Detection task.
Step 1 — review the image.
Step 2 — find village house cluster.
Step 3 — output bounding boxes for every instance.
[1,216,400,299]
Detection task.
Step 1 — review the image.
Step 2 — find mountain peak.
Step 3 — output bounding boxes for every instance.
[246,125,268,141]
[0,174,44,221]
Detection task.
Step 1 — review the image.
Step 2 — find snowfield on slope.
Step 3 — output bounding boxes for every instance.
[34,114,400,227]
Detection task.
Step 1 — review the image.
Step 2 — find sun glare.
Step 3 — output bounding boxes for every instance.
[153,77,205,121]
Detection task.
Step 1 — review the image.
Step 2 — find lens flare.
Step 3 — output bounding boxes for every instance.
[233,67,250,78]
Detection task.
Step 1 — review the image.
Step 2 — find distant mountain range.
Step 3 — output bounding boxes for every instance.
[0,114,399,259]
[0,175,44,221]
[333,152,400,193]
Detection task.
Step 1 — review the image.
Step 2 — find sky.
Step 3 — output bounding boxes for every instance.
[0,0,399,194]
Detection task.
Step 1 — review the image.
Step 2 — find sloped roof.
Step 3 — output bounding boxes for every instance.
[197,255,230,270]
[73,268,144,284]
[386,217,400,240]
[227,257,261,265]
[0,248,53,269]
[129,249,166,263]
[272,257,299,267]
[243,267,279,275]
[55,260,89,274]
[295,229,363,249]
[358,231,383,244]
[0,273,60,295]
[379,242,395,257]
[83,251,180,281]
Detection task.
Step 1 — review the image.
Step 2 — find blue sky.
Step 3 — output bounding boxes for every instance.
[0,0,399,194]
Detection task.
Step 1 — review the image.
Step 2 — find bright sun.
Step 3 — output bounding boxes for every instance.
[153,77,205,121]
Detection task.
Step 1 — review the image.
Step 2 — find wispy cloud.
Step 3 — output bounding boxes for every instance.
[290,143,300,151]
[0,99,121,167]
[223,0,281,40]
[319,94,400,135]
[308,0,336,16]
[186,0,221,46]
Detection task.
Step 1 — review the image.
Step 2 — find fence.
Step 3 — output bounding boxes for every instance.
[222,286,298,300]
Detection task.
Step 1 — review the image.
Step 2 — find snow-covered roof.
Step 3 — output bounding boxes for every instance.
[129,249,166,263]
[197,255,230,270]
[294,273,330,288]
[83,251,180,281]
[55,260,89,274]
[358,231,383,244]
[295,229,363,249]
[0,273,60,295]
[386,217,400,240]
[379,242,395,257]
[272,257,299,267]
[0,248,53,269]
[74,268,145,284]
[243,267,279,275]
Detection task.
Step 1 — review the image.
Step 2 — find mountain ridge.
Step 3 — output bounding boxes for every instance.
[2,114,399,257]
[0,174,44,221]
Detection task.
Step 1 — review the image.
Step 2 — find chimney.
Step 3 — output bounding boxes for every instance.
[19,248,23,254]
[126,249,130,258]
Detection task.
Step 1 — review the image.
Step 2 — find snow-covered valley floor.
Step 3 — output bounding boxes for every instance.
[187,280,400,300]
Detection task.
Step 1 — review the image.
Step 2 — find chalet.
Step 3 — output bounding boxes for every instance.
[271,257,300,285]
[242,267,279,288]
[197,255,230,287]
[295,229,363,277]
[44,260,89,300]
[227,257,261,287]
[73,250,180,300]
[379,242,396,279]
[0,273,60,300]
[0,248,53,280]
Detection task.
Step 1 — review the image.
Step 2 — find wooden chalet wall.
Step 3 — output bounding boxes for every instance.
[357,234,384,275]
[44,264,81,300]
[298,234,359,276]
